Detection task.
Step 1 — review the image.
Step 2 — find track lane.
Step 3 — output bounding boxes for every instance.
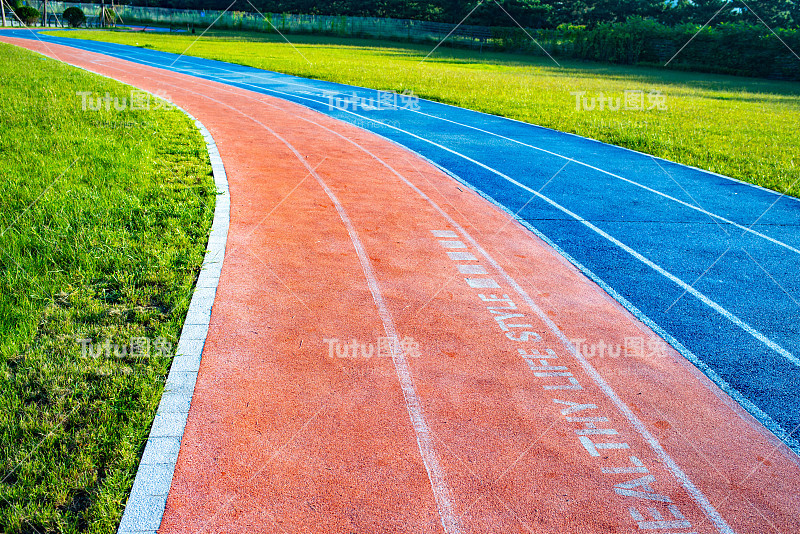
[3,36,799,534]
[24,33,798,443]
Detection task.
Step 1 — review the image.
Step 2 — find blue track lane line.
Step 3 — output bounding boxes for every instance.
[12,31,799,454]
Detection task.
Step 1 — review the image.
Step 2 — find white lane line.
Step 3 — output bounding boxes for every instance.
[246,107,738,533]
[406,108,800,256]
[267,99,799,369]
[311,162,463,534]
[439,240,467,248]
[134,82,462,534]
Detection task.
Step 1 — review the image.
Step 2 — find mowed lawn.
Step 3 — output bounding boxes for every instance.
[54,29,800,197]
[0,42,214,533]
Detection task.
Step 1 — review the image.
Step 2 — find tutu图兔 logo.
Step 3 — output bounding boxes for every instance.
[76,89,174,112]
[323,336,421,359]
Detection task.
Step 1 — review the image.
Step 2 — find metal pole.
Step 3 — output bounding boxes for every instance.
[101,0,105,28]
[42,0,46,27]
[1,0,7,28]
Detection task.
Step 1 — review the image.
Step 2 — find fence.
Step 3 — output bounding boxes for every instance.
[30,2,527,49]
[4,2,106,27]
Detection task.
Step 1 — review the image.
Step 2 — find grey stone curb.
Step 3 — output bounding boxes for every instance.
[117,109,229,534]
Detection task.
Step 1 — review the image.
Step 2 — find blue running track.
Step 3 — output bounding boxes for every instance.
[9,30,799,453]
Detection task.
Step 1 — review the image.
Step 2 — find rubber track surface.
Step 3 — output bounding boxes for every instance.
[6,30,800,453]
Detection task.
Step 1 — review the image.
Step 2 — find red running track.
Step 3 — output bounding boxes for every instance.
[3,36,799,534]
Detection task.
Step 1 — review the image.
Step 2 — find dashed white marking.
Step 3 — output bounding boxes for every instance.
[457,264,488,275]
[447,251,478,261]
[439,240,466,249]
[432,230,459,238]
[465,278,501,289]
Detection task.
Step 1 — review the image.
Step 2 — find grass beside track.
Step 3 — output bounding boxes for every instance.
[0,42,214,533]
[52,29,800,197]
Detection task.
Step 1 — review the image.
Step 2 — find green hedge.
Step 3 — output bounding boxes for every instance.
[490,18,799,80]
[573,18,800,80]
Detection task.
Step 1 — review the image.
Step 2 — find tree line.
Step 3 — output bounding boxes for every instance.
[117,0,799,29]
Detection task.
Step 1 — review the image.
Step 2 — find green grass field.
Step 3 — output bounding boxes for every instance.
[0,42,214,533]
[52,29,800,197]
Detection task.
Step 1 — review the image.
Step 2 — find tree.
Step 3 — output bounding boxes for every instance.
[739,0,794,29]
[14,5,40,25]
[581,0,665,25]
[472,0,552,28]
[679,0,739,25]
[789,0,800,28]
[63,6,86,27]
[540,0,591,26]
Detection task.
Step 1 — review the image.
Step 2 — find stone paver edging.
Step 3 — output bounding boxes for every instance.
[117,109,229,534]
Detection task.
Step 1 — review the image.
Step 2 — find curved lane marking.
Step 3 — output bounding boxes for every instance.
[238,85,800,369]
